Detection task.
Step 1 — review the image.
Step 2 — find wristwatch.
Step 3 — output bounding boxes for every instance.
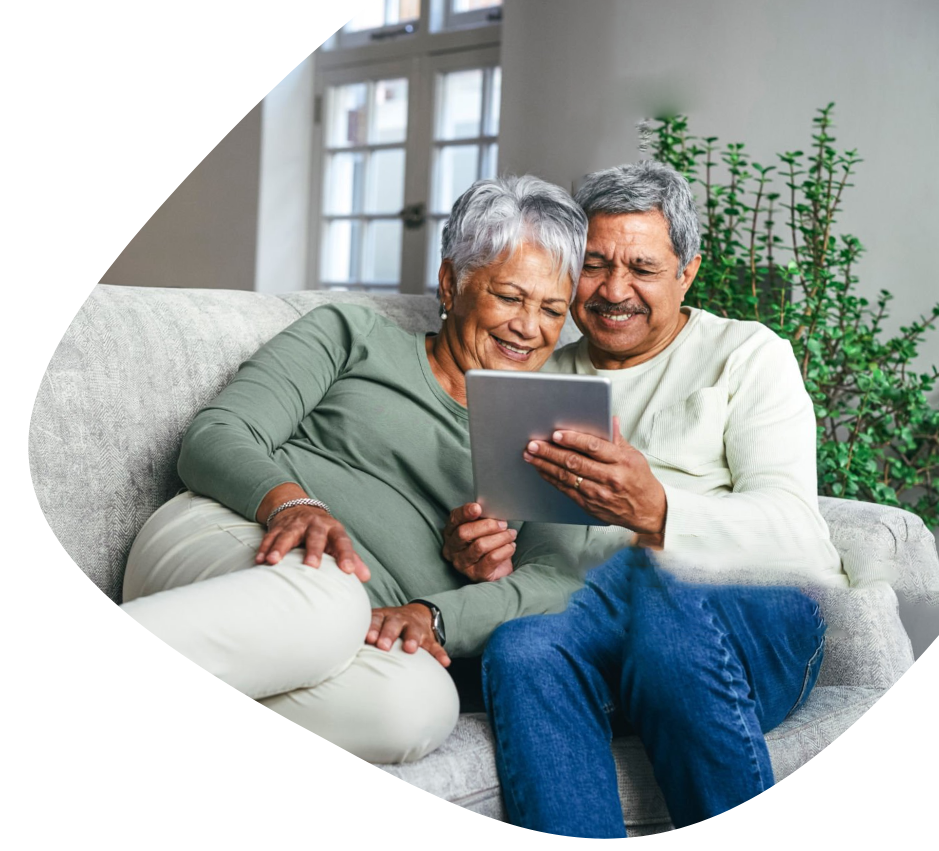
[411,599,446,647]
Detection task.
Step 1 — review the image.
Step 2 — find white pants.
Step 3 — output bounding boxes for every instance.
[121,492,460,764]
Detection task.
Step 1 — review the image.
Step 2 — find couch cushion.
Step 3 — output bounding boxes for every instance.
[377,685,883,831]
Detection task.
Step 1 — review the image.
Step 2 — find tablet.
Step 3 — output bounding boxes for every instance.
[466,369,613,525]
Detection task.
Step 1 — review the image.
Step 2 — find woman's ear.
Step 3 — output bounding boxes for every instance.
[437,260,456,310]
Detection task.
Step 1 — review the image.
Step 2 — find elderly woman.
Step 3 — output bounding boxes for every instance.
[119,175,587,765]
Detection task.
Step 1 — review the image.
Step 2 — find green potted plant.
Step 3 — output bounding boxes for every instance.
[644,105,939,526]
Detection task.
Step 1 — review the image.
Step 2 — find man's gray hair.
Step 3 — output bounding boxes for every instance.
[441,175,588,293]
[574,161,701,275]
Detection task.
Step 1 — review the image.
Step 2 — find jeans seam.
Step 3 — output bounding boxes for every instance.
[701,598,773,794]
[784,633,826,720]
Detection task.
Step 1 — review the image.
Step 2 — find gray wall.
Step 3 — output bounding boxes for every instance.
[499,0,939,373]
[100,103,263,290]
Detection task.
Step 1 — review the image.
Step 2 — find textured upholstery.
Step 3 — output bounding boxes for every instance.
[27,283,939,829]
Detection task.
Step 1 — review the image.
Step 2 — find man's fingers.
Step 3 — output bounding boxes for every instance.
[549,428,623,461]
[376,614,405,651]
[525,440,610,484]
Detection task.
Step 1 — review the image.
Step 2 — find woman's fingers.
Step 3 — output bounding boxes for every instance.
[441,502,515,581]
[254,506,369,580]
[325,526,371,582]
[366,606,451,668]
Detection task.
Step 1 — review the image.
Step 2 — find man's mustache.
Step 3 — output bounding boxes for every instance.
[584,299,650,316]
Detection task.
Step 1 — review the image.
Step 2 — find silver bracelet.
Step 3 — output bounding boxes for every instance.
[265,498,332,527]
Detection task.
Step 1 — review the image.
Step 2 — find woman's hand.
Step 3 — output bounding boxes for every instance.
[442,502,516,582]
[523,417,668,547]
[255,484,370,582]
[366,604,450,667]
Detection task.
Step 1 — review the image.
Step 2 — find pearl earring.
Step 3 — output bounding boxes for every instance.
[439,302,448,321]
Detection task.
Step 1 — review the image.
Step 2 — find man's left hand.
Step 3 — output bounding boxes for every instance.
[523,417,667,546]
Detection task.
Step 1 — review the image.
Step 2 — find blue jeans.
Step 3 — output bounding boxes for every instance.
[482,547,826,838]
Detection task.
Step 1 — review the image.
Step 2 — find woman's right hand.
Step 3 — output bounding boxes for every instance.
[255,485,370,582]
[442,502,516,582]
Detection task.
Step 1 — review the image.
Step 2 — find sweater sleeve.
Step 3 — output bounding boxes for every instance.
[421,522,589,658]
[659,335,842,578]
[177,305,374,521]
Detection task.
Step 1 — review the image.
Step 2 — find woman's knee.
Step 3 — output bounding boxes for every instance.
[264,643,460,764]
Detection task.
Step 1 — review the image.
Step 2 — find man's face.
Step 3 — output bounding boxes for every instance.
[572,211,701,369]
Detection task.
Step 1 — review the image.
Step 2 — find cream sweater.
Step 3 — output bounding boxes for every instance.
[547,307,847,586]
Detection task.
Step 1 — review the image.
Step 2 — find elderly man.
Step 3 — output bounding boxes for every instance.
[443,161,846,838]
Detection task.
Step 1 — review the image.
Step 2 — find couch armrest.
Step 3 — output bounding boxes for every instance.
[818,496,939,604]
[804,583,913,688]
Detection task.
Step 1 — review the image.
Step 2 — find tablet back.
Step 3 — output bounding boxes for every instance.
[466,370,612,525]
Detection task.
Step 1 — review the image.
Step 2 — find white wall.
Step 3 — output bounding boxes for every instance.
[255,55,315,294]
[499,0,939,374]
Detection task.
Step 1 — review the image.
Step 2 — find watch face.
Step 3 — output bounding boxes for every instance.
[432,610,446,647]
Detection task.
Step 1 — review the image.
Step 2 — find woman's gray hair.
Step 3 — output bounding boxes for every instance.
[574,161,701,275]
[441,175,587,294]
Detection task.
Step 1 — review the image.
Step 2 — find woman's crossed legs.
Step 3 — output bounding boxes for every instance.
[121,491,459,764]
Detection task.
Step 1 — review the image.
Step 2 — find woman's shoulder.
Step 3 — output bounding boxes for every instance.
[289,301,416,349]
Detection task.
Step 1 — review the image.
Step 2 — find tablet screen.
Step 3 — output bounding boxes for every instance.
[466,369,612,525]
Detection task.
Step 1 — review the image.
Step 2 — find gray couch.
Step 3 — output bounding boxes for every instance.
[29,284,939,836]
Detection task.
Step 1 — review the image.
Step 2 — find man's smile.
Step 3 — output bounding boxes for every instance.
[585,300,650,324]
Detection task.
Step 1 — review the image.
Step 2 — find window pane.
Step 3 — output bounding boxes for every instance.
[480,142,498,180]
[436,69,483,140]
[451,0,502,11]
[398,0,421,22]
[345,0,420,30]
[370,78,408,144]
[363,219,403,283]
[326,83,368,147]
[486,67,501,135]
[365,148,406,214]
[427,217,447,289]
[321,220,362,283]
[433,144,480,213]
[324,152,365,215]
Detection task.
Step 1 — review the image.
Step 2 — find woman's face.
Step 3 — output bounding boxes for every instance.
[439,242,573,374]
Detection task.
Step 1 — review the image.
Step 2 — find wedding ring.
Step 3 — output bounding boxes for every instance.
[574,476,584,490]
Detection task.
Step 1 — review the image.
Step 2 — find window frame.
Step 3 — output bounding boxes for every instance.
[307,1,501,293]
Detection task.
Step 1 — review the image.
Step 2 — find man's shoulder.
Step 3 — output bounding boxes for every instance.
[544,338,584,374]
[688,308,789,357]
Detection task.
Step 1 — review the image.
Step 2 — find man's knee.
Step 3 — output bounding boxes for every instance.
[484,614,562,676]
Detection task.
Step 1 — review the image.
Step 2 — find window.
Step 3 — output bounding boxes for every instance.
[310,1,501,293]
[426,65,501,289]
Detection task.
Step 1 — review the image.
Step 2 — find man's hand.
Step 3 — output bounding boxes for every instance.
[442,502,517,582]
[523,417,668,547]
[366,604,450,667]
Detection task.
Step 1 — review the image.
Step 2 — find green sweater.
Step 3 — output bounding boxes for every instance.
[178,303,586,656]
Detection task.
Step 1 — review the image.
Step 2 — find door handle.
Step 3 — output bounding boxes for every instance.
[399,202,426,230]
